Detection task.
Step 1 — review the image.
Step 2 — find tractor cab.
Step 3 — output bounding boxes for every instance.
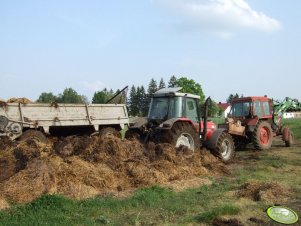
[148,87,199,124]
[229,96,273,121]
[147,87,216,140]
[221,96,273,135]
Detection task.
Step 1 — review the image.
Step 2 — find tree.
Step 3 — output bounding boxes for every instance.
[218,106,224,117]
[146,78,158,113]
[92,91,109,104]
[81,95,89,104]
[112,89,127,104]
[168,75,177,88]
[226,93,243,103]
[158,78,166,89]
[147,78,158,95]
[208,100,221,117]
[36,92,58,103]
[137,86,148,116]
[128,85,139,116]
[93,88,126,104]
[176,77,205,103]
[57,88,85,103]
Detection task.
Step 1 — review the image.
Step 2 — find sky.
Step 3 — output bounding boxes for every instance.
[1,0,301,102]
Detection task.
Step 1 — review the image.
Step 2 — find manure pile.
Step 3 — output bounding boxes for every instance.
[237,180,291,204]
[6,97,33,104]
[0,136,226,204]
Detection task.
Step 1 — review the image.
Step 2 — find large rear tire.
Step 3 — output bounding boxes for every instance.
[160,122,200,151]
[19,130,47,144]
[214,132,235,163]
[252,121,273,150]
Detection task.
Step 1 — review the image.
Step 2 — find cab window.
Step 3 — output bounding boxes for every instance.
[262,101,270,116]
[231,102,251,117]
[253,100,263,117]
[185,99,198,122]
[168,97,182,118]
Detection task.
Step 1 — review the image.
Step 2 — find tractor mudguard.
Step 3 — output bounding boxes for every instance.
[206,128,226,150]
[205,128,236,162]
[128,117,148,129]
[246,118,259,126]
[156,118,194,130]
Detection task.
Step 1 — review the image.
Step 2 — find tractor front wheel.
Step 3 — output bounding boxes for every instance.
[252,121,273,150]
[283,127,295,147]
[160,122,200,151]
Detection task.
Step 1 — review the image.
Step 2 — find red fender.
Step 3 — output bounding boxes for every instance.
[158,117,217,140]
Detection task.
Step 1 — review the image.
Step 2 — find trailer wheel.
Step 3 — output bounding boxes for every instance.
[283,127,295,147]
[161,122,200,151]
[214,132,235,163]
[19,130,47,144]
[252,121,273,150]
[99,127,121,139]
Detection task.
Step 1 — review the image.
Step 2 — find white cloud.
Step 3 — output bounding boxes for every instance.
[80,80,106,92]
[155,0,281,37]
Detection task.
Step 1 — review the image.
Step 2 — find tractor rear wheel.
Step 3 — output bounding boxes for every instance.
[99,127,121,139]
[19,130,47,144]
[252,121,273,150]
[160,122,200,151]
[214,132,235,163]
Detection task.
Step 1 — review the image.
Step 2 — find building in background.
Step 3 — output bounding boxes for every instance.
[217,102,231,118]
[283,112,301,119]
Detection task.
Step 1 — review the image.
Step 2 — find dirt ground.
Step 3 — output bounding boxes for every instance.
[0,136,227,205]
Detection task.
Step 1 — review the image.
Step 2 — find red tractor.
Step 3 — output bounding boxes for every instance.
[219,96,296,150]
[126,87,236,162]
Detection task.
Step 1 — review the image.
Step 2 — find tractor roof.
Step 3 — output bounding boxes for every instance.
[154,87,200,99]
[231,96,271,103]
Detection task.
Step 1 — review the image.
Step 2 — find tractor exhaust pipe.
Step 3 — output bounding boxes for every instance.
[202,97,211,143]
[105,86,128,104]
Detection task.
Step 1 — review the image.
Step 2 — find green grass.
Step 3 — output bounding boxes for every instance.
[208,117,225,125]
[0,181,239,226]
[195,205,240,224]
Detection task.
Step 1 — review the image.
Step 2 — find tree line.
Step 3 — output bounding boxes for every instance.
[37,76,241,117]
[37,88,89,104]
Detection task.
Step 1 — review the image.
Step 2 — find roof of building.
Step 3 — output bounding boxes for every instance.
[218,102,230,110]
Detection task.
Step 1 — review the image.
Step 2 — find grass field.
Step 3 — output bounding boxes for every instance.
[0,119,300,226]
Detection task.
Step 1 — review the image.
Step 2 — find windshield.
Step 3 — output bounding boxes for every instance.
[148,97,182,120]
[230,102,251,117]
